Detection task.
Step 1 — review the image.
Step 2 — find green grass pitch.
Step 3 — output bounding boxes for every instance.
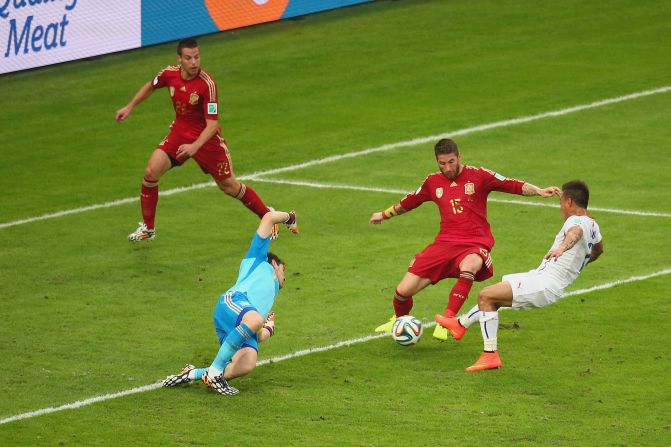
[1,0,670,445]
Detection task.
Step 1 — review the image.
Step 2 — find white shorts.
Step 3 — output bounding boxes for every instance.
[503,271,562,310]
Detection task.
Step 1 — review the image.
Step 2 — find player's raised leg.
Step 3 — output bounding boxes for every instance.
[434,252,485,340]
[445,253,483,317]
[375,272,431,332]
[216,175,269,218]
[129,149,173,242]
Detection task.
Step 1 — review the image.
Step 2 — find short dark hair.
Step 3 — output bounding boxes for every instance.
[267,251,285,267]
[435,138,459,156]
[562,180,589,208]
[177,38,198,55]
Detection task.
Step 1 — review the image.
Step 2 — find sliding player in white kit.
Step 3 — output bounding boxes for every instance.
[435,180,604,371]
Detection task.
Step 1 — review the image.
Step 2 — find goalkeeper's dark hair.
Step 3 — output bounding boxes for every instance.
[562,180,590,208]
[177,38,198,55]
[435,138,459,156]
[267,251,285,267]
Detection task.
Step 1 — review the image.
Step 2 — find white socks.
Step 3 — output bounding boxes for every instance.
[207,366,223,378]
[479,311,499,352]
[458,304,482,328]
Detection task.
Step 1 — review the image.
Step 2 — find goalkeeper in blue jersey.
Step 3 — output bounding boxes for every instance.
[163,209,298,395]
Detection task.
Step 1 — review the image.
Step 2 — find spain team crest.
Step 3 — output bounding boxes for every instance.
[435,187,443,198]
[465,182,475,195]
[189,92,199,105]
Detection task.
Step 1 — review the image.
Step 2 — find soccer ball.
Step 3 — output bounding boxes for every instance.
[392,315,423,346]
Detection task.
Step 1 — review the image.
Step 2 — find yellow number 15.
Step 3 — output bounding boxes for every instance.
[450,198,463,214]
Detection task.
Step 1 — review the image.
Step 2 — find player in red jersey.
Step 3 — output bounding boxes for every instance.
[115,38,293,241]
[370,139,560,340]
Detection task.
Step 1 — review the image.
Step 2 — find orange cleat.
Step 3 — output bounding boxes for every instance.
[434,314,467,340]
[465,351,502,372]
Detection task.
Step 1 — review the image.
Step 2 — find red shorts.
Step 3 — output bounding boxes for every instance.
[157,130,233,182]
[408,241,494,284]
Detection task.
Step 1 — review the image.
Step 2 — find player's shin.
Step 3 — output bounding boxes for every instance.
[445,272,475,317]
[393,291,414,317]
[209,323,255,375]
[479,311,499,352]
[140,180,159,229]
[237,183,269,219]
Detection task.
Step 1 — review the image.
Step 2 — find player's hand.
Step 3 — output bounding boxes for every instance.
[176,143,199,160]
[370,212,385,224]
[115,106,132,122]
[538,186,561,197]
[544,247,565,261]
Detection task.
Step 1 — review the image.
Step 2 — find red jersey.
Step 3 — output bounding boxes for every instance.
[399,166,525,249]
[151,65,219,139]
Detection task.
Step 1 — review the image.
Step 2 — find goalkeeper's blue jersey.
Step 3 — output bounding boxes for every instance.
[224,232,279,318]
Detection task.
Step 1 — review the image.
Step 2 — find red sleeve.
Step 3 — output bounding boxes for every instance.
[150,66,171,90]
[200,71,219,120]
[399,178,432,211]
[479,167,525,195]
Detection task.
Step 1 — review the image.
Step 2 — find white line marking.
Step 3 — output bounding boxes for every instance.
[0,182,216,230]
[252,177,671,218]
[245,86,671,179]
[563,268,671,297]
[1,85,670,230]
[2,267,669,425]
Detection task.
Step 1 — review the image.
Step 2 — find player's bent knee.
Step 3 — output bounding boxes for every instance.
[217,179,240,196]
[143,169,161,185]
[240,311,264,332]
[478,288,493,306]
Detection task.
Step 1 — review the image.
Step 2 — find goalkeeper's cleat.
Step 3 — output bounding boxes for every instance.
[202,370,239,396]
[285,210,299,234]
[162,364,195,387]
[434,314,467,340]
[465,351,503,372]
[374,315,396,333]
[128,222,155,242]
[432,324,450,341]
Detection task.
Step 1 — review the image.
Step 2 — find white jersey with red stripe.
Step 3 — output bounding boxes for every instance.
[534,215,602,294]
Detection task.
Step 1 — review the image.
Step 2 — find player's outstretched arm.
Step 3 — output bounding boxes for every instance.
[544,225,584,261]
[370,204,407,224]
[115,82,154,122]
[522,183,561,197]
[258,210,297,238]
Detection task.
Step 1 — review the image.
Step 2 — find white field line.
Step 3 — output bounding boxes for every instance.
[1,85,670,230]
[2,267,670,425]
[252,177,671,218]
[244,85,671,179]
[0,182,215,230]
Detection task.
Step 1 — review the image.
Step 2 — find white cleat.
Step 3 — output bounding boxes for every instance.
[202,370,239,396]
[163,364,195,387]
[128,222,155,242]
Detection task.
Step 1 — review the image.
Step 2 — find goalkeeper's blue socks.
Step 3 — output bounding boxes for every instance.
[208,323,255,375]
[191,368,206,381]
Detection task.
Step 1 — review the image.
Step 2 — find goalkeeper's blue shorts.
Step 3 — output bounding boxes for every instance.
[213,291,259,352]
